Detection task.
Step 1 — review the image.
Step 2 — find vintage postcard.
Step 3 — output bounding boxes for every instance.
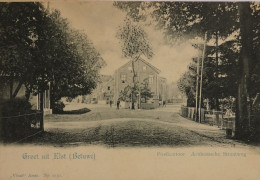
[0,1,260,180]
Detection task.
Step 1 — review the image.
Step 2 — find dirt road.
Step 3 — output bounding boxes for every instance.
[20,104,254,148]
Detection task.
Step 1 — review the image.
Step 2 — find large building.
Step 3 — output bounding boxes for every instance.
[114,58,167,107]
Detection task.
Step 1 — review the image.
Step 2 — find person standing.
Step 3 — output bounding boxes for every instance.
[110,100,112,107]
[116,99,120,109]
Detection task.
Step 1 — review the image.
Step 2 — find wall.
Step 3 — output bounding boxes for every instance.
[85,75,114,104]
[114,59,160,102]
[1,81,51,114]
[1,81,26,100]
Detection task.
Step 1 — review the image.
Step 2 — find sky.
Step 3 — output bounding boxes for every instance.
[50,1,198,83]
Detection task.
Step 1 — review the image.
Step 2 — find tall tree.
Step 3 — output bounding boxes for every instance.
[235,2,253,139]
[0,2,46,100]
[116,18,153,109]
[115,2,260,139]
[115,2,238,110]
[177,58,197,107]
[140,78,153,103]
[0,2,105,112]
[43,11,105,109]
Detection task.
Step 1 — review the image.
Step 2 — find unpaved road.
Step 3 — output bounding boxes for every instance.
[20,104,258,149]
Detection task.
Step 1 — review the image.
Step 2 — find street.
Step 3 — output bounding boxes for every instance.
[2,3,260,180]
[21,103,251,148]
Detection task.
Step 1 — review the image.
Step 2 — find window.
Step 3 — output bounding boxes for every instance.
[108,86,110,90]
[149,75,153,84]
[143,66,146,71]
[121,74,126,83]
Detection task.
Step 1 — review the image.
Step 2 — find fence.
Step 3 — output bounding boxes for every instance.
[1,111,43,142]
[180,106,235,132]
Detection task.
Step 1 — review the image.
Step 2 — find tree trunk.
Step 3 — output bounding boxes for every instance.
[39,91,44,131]
[199,32,207,123]
[235,2,253,139]
[131,59,136,110]
[50,82,55,109]
[215,98,220,111]
[195,57,200,122]
[215,31,220,110]
[39,74,45,131]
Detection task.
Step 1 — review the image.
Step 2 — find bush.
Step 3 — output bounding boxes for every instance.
[1,98,32,116]
[52,100,65,114]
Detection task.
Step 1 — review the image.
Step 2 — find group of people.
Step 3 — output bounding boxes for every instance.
[110,99,167,109]
[159,100,167,107]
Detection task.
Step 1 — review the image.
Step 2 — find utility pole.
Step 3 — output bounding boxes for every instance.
[139,86,141,109]
[199,32,207,123]
[195,57,200,122]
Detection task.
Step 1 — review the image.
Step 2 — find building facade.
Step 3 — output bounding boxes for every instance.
[114,58,167,106]
[84,75,114,104]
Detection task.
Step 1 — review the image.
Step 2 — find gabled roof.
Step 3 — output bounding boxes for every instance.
[116,58,161,74]
[98,75,114,86]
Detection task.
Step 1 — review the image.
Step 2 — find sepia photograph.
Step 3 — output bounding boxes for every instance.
[0,1,260,180]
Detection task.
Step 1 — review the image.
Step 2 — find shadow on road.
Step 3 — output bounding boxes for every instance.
[58,108,91,115]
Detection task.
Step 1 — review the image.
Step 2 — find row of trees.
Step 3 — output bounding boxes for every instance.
[114,2,260,139]
[178,42,239,110]
[0,3,105,111]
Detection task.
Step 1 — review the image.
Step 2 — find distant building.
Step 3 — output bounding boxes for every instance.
[114,58,167,107]
[85,75,114,104]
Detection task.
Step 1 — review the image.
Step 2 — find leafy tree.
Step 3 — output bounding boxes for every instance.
[0,2,46,100]
[140,78,153,103]
[235,2,254,139]
[119,79,153,105]
[115,2,238,110]
[251,3,260,99]
[47,22,105,109]
[0,3,105,113]
[115,2,238,41]
[177,61,197,107]
[115,2,260,139]
[119,85,132,102]
[192,42,239,110]
[116,18,153,109]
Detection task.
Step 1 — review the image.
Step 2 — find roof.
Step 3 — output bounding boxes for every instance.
[116,58,161,74]
[97,75,114,86]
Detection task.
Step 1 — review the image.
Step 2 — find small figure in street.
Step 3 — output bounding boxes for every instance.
[110,100,112,107]
[116,99,120,109]
[163,100,166,107]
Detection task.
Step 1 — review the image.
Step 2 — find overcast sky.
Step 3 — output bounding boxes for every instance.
[50,1,198,83]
